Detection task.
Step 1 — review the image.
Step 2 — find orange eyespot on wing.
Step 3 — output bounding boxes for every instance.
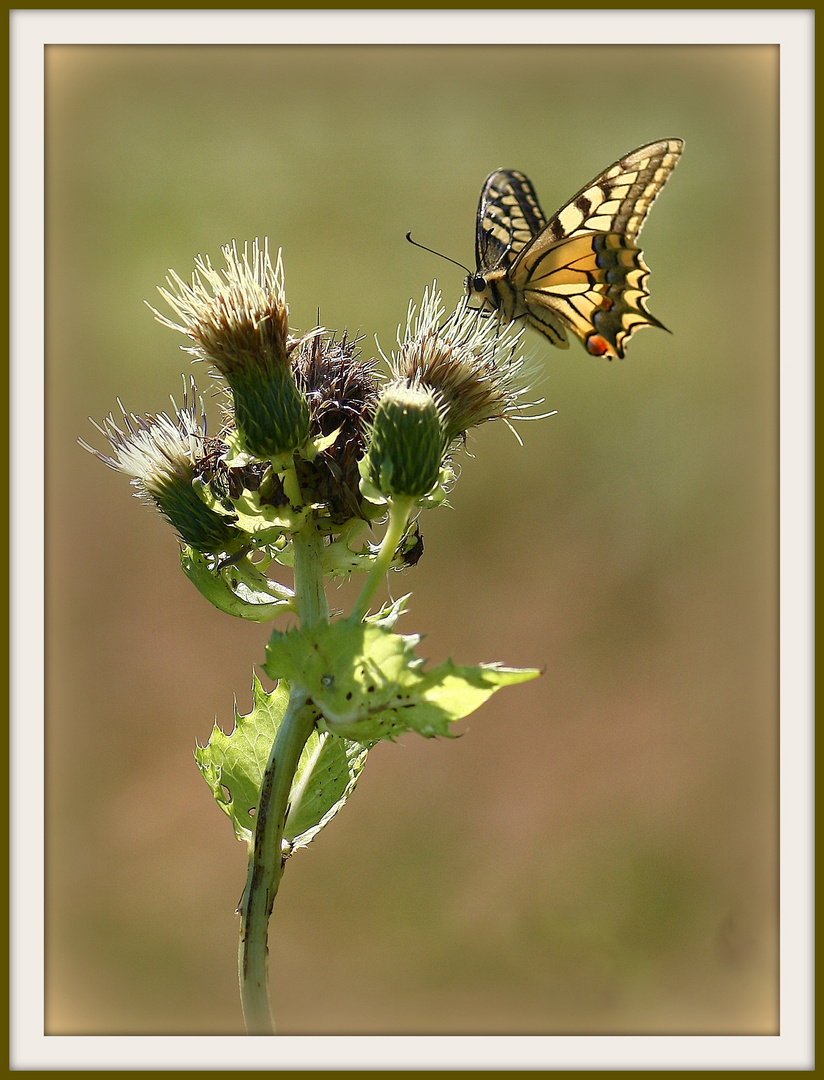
[586,334,611,357]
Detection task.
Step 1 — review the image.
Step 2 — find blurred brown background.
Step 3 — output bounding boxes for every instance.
[45,44,777,1035]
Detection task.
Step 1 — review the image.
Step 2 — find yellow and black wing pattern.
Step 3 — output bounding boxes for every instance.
[467,139,684,359]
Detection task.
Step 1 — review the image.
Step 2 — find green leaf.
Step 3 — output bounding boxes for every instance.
[195,468,308,541]
[228,487,309,539]
[264,620,540,744]
[181,546,294,622]
[195,675,369,850]
[283,729,370,849]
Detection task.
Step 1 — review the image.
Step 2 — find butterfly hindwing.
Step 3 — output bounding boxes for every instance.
[516,232,665,359]
[468,139,683,359]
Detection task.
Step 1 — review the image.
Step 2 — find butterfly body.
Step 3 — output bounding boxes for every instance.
[467,139,683,359]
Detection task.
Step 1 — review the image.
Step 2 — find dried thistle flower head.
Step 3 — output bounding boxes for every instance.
[150,239,311,463]
[388,285,543,445]
[292,330,381,525]
[79,379,239,555]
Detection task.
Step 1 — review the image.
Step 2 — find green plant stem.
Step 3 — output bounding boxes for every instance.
[350,495,415,624]
[236,689,316,1034]
[237,516,328,1034]
[292,515,330,628]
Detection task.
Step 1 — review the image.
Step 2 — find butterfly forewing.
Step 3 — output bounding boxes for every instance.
[469,138,683,359]
[539,139,683,246]
[475,169,547,272]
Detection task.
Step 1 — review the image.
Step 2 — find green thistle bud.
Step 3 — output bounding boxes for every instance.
[150,239,311,465]
[227,360,310,464]
[361,382,447,500]
[79,380,240,555]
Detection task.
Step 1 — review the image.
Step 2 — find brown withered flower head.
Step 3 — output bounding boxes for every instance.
[389,285,543,445]
[292,330,381,526]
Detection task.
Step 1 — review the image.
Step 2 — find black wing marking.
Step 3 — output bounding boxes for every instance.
[533,139,684,250]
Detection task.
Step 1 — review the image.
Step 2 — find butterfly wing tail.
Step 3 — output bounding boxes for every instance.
[585,234,666,358]
[521,232,667,360]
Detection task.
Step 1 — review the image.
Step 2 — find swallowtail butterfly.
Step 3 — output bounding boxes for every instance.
[466,139,684,359]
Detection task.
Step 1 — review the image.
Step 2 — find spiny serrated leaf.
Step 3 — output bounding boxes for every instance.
[264,620,540,744]
[195,674,369,849]
[195,676,290,845]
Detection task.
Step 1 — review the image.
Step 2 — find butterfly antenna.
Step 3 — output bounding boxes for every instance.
[405,232,472,276]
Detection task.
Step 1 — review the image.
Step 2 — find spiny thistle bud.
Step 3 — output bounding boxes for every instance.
[361,381,448,500]
[150,239,311,466]
[79,380,239,555]
[389,285,543,445]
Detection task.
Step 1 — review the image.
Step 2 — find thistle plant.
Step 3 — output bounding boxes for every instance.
[81,238,547,1035]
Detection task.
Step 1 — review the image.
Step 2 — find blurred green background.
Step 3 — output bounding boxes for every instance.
[46,44,777,1035]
